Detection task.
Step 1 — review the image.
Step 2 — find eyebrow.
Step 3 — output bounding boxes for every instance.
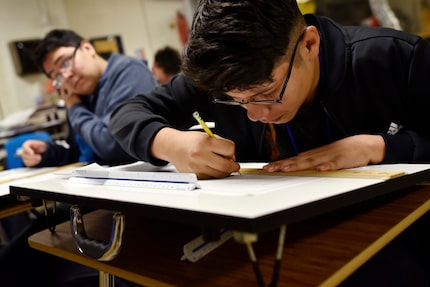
[253,60,290,96]
[46,54,66,78]
[226,82,275,101]
[53,54,65,66]
[226,61,286,99]
[246,75,282,98]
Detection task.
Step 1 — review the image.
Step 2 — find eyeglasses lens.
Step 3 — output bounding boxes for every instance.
[52,74,63,90]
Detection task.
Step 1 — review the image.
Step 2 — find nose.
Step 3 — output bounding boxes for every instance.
[61,68,74,79]
[245,104,271,122]
[59,70,75,88]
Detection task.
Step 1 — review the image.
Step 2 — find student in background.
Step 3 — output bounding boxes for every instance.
[21,29,158,168]
[151,46,182,84]
[2,29,157,287]
[109,0,430,285]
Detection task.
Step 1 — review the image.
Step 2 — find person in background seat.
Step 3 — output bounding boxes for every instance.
[151,46,182,84]
[21,29,158,168]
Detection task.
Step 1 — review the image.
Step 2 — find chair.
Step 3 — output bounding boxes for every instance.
[4,131,51,169]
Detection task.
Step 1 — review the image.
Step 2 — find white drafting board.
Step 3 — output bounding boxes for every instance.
[66,161,407,193]
[9,162,430,220]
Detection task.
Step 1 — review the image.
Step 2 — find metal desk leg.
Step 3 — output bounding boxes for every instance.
[99,270,115,287]
[234,225,287,287]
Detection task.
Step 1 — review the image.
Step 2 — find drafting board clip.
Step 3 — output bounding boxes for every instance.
[181,229,233,262]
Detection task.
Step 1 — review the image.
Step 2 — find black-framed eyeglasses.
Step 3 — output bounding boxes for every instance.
[52,43,80,90]
[213,31,304,106]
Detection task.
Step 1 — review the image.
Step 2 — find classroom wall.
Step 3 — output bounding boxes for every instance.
[0,0,68,119]
[0,0,189,120]
[63,0,186,66]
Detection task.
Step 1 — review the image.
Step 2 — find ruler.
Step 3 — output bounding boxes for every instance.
[69,176,199,191]
[239,168,406,180]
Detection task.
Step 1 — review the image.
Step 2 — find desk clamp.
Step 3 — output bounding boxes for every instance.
[181,229,233,262]
[233,225,287,287]
[70,205,125,261]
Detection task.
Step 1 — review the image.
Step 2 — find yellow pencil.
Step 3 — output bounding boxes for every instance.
[193,111,214,137]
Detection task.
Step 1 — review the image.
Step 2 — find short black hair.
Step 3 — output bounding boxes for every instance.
[154,46,182,75]
[182,0,306,95]
[33,29,84,74]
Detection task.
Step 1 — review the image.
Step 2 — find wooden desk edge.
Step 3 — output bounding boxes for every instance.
[0,201,33,219]
[321,197,430,286]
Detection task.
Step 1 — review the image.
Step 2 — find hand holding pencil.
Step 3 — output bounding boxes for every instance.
[150,112,239,179]
[187,111,240,178]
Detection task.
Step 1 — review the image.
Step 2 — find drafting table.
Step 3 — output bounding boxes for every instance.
[8,163,430,286]
[8,163,430,232]
[27,185,430,286]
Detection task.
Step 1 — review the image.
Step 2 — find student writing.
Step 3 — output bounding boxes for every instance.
[109,1,430,180]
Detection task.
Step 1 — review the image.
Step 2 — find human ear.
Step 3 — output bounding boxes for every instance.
[301,26,320,60]
[81,40,97,56]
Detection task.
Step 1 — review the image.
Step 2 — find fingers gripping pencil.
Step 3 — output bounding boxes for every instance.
[193,111,239,169]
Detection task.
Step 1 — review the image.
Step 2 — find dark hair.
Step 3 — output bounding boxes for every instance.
[154,46,182,75]
[33,29,84,74]
[182,0,305,95]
